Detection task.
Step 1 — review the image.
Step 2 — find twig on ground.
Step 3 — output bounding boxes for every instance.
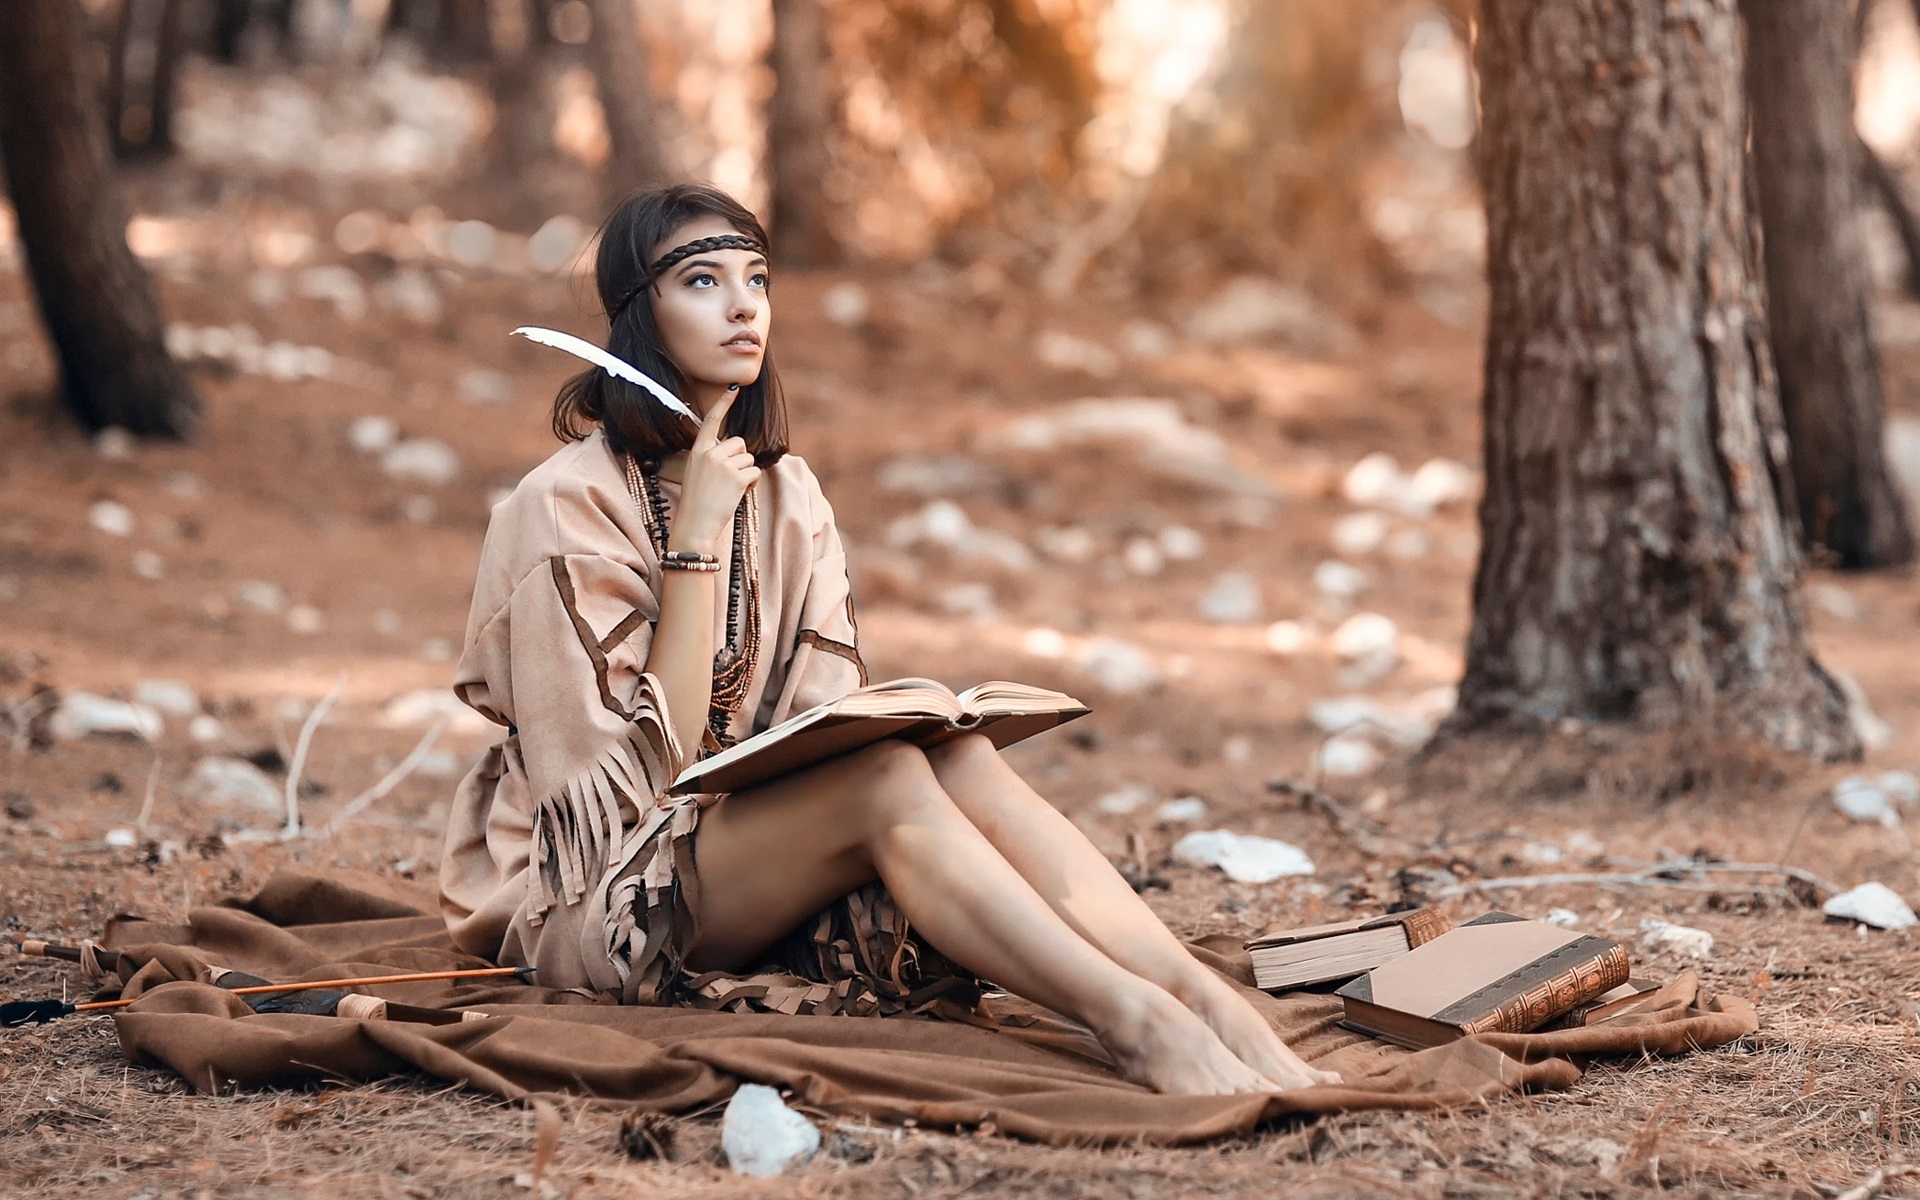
[135,750,160,833]
[1834,1162,1915,1200]
[1268,778,1408,857]
[324,716,447,837]
[283,674,345,839]
[1435,859,1842,901]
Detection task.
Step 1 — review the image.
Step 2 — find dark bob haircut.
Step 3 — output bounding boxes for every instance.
[551,183,787,467]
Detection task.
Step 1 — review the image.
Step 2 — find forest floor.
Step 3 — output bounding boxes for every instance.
[3,154,1920,1197]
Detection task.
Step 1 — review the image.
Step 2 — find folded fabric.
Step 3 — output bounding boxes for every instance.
[93,869,1758,1147]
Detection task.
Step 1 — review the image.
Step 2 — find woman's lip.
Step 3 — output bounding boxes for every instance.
[724,333,761,347]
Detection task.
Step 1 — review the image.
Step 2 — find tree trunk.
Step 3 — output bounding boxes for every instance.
[0,0,199,438]
[767,0,837,265]
[1745,0,1915,569]
[1455,0,1855,760]
[584,0,672,202]
[109,0,186,158]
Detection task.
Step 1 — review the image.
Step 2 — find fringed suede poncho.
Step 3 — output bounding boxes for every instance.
[438,428,865,999]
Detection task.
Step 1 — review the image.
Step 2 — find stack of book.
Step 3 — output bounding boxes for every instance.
[1246,910,1643,1048]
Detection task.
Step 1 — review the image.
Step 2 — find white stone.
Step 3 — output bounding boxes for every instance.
[1264,620,1311,655]
[1198,572,1262,623]
[185,756,283,814]
[1155,796,1209,824]
[1095,784,1153,815]
[527,214,584,273]
[1564,830,1605,859]
[457,368,512,406]
[1331,612,1399,662]
[1074,638,1160,694]
[876,454,998,497]
[88,500,136,538]
[105,828,139,848]
[1170,830,1316,884]
[1343,452,1409,509]
[1822,881,1917,930]
[1221,735,1254,765]
[1034,329,1118,378]
[1407,458,1478,508]
[1122,537,1164,576]
[1833,776,1899,827]
[381,688,495,735]
[1544,908,1581,929]
[1312,560,1368,603]
[1182,277,1357,353]
[1810,582,1862,622]
[1034,525,1096,562]
[1831,670,1894,751]
[1022,627,1068,659]
[721,1083,819,1177]
[444,219,497,268]
[1638,919,1713,959]
[132,679,200,717]
[349,415,399,453]
[382,438,461,485]
[287,605,327,636]
[49,692,163,741]
[94,427,137,459]
[234,580,287,614]
[1331,511,1391,556]
[132,550,166,580]
[379,267,442,323]
[937,582,999,622]
[953,528,1033,571]
[421,637,456,662]
[1119,319,1175,360]
[188,714,226,744]
[1158,525,1206,561]
[1880,770,1919,807]
[820,282,869,327]
[886,499,970,549]
[1318,736,1381,777]
[1307,696,1385,735]
[295,264,368,320]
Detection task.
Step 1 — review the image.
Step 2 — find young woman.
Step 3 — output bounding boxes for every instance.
[439,183,1339,1096]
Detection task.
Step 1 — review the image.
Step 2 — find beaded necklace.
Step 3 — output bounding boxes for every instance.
[621,452,762,750]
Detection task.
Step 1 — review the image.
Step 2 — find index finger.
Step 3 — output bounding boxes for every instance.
[692,385,741,451]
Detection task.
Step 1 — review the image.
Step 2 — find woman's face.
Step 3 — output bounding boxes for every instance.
[647,215,770,396]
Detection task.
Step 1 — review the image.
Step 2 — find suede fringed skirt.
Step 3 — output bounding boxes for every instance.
[602,798,986,1019]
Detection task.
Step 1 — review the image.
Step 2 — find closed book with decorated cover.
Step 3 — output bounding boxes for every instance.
[1245,908,1454,990]
[1334,912,1630,1048]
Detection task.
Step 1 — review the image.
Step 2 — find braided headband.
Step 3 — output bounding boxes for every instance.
[609,233,767,320]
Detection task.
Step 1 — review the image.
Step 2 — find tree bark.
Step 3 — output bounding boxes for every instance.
[109,0,186,158]
[0,0,199,438]
[1745,0,1915,568]
[585,0,672,202]
[767,0,837,265]
[1455,0,1855,760]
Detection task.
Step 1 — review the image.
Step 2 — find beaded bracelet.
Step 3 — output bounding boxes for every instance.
[662,549,718,564]
[661,559,722,572]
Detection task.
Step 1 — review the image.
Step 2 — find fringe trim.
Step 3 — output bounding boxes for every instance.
[526,691,680,927]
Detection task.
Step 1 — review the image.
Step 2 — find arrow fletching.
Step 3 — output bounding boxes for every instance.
[511,326,698,422]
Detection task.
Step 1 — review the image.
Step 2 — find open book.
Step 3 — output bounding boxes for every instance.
[668,678,1091,796]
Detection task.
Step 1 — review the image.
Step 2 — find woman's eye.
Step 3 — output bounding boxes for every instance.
[750,273,769,288]
[687,273,716,288]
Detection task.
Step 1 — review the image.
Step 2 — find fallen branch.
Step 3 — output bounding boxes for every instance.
[1435,859,1841,901]
[1835,1162,1915,1200]
[282,674,345,839]
[1269,778,1406,857]
[134,750,160,833]
[324,715,447,837]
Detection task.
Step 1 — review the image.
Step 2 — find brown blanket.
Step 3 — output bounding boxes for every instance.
[92,869,1757,1146]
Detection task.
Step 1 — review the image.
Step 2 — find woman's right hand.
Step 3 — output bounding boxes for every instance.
[670,387,760,555]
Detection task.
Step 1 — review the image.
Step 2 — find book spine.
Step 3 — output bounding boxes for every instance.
[1455,942,1630,1036]
[1400,908,1454,949]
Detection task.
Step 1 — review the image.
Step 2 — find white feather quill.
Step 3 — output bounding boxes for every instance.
[511,326,698,421]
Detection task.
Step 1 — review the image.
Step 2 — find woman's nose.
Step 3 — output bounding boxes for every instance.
[728,285,759,322]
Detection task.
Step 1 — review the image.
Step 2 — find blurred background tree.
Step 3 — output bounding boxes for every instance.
[1746,0,1916,570]
[0,0,199,437]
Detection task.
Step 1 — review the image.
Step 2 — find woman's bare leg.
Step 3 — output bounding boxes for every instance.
[685,739,1281,1096]
[922,735,1340,1090]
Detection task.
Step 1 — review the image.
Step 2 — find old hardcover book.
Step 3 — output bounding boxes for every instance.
[1543,977,1661,1029]
[1245,909,1454,990]
[1334,912,1630,1048]
[669,678,1089,796]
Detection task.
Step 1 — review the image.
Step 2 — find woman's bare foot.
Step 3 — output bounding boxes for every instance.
[1090,982,1284,1095]
[1181,975,1342,1090]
